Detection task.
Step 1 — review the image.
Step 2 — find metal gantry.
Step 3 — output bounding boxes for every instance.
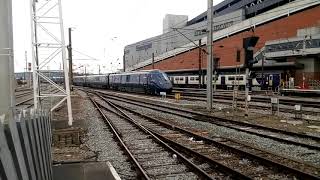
[29,0,73,125]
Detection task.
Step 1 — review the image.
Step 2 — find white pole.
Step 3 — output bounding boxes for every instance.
[29,0,39,109]
[58,0,73,126]
[0,0,15,116]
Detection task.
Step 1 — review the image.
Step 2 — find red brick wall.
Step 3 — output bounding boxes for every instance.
[141,5,320,71]
[294,71,320,87]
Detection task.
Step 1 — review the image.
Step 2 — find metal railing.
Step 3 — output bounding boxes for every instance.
[0,109,52,180]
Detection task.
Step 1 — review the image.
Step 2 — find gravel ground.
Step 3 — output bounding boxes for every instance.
[109,98,320,167]
[52,146,96,162]
[77,91,137,179]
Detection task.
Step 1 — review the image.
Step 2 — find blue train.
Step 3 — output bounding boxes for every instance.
[73,70,173,95]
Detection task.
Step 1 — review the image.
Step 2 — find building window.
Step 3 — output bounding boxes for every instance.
[236,50,241,62]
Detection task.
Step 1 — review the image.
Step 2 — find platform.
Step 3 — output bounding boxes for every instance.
[53,161,121,180]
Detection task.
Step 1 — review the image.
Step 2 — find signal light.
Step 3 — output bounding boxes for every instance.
[243,36,259,68]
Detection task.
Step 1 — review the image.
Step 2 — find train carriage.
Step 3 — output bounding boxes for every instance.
[77,70,172,95]
[85,75,108,88]
[169,72,279,90]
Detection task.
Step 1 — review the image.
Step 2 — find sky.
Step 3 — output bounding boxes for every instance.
[12,0,223,73]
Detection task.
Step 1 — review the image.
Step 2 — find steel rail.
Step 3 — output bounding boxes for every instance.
[87,94,151,180]
[15,89,61,107]
[94,97,250,179]
[95,93,320,179]
[16,91,33,98]
[172,90,320,108]
[16,97,34,106]
[96,91,320,148]
[93,94,216,180]
[167,93,320,116]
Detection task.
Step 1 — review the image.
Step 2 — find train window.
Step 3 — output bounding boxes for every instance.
[269,75,273,80]
[121,75,126,83]
[179,77,184,81]
[175,77,179,80]
[126,75,130,82]
[160,73,170,81]
[228,77,235,81]
[140,74,147,84]
[236,77,244,81]
[195,77,199,81]
[190,77,194,81]
[130,75,139,83]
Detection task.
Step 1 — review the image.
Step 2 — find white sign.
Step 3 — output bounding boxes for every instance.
[160,92,166,96]
[295,105,302,111]
[247,95,251,102]
[271,97,278,104]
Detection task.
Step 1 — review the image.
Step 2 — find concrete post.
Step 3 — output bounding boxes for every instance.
[152,53,155,69]
[198,39,202,88]
[207,0,213,110]
[245,68,249,117]
[0,0,15,117]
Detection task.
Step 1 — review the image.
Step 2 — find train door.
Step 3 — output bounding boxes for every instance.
[269,75,273,88]
[221,76,226,88]
[272,74,280,90]
[185,76,188,86]
[141,74,149,93]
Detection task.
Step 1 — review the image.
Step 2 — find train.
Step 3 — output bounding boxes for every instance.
[168,73,281,90]
[73,70,173,95]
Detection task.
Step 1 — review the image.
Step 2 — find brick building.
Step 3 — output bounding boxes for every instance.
[124,0,320,88]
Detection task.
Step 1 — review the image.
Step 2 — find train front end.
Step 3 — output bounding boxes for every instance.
[151,71,173,94]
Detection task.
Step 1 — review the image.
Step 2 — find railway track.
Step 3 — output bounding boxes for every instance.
[87,90,320,179]
[16,91,33,99]
[16,97,34,107]
[15,89,62,108]
[94,90,320,150]
[167,94,320,117]
[171,89,320,109]
[87,92,239,179]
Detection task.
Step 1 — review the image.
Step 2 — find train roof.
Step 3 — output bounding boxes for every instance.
[74,74,108,78]
[110,69,164,76]
[73,70,166,78]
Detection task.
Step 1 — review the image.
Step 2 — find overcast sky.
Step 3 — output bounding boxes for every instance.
[12,0,223,73]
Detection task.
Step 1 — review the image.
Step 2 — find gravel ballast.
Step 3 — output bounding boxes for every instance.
[109,97,320,167]
[77,91,137,179]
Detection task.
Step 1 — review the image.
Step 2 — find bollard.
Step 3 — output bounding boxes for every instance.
[175,93,181,101]
[160,92,166,100]
[271,97,279,115]
[294,104,302,119]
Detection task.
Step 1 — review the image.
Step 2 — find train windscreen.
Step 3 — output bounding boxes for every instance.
[161,73,170,81]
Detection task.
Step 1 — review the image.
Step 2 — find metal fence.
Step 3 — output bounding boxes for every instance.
[0,109,52,180]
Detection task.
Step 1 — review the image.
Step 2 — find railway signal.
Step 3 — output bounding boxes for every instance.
[243,36,259,68]
[243,36,259,117]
